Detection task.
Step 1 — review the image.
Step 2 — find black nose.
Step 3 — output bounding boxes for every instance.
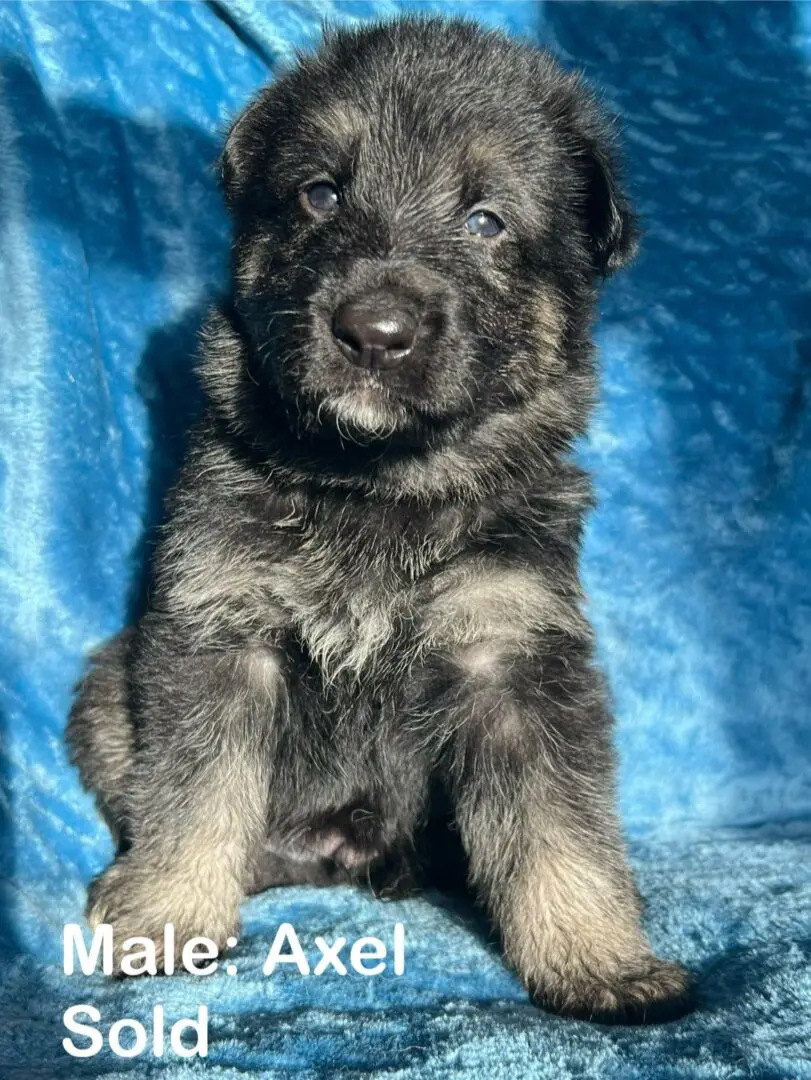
[332,299,419,370]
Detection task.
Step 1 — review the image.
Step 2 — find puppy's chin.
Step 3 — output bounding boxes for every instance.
[316,387,412,444]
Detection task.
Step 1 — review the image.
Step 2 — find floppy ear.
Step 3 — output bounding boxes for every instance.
[579,134,638,277]
[219,115,244,206]
[219,91,272,210]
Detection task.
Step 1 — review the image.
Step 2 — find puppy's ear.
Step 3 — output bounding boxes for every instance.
[220,92,271,210]
[580,136,638,276]
[219,115,243,207]
[557,70,638,277]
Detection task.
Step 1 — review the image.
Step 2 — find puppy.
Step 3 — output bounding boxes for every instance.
[68,17,692,1023]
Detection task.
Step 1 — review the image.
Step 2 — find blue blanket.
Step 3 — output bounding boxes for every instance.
[1,1,810,1076]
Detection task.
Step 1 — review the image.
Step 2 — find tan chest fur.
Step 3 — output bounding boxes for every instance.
[165,504,583,684]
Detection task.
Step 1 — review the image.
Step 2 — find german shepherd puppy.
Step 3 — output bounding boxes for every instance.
[68,17,692,1023]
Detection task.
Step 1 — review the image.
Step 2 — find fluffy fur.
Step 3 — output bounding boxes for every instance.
[68,16,691,1023]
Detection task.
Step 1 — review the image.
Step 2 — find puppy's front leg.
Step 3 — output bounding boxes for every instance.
[445,637,692,1023]
[88,633,282,967]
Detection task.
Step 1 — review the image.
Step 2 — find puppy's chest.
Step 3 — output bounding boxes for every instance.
[267,504,468,678]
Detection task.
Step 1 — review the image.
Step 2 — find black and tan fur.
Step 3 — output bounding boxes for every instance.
[68,17,693,1023]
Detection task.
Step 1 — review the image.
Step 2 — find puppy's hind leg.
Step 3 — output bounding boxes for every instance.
[67,629,136,850]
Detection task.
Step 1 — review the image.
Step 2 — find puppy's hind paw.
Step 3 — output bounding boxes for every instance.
[368,850,421,901]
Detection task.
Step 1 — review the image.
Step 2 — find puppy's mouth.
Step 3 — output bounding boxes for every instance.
[318,382,410,442]
[255,279,475,447]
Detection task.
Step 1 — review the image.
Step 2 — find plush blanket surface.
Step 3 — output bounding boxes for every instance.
[0,1,809,1076]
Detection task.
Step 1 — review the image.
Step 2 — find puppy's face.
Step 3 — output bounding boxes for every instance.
[220,19,635,449]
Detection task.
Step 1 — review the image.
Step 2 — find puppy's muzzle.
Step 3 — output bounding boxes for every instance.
[332,294,420,372]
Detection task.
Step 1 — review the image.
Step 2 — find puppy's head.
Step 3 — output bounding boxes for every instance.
[212,18,636,453]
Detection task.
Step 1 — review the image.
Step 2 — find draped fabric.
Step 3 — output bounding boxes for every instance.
[0,2,809,1076]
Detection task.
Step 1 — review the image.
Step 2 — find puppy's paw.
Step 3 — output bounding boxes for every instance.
[87,857,239,975]
[368,850,420,901]
[531,957,694,1025]
[306,804,385,871]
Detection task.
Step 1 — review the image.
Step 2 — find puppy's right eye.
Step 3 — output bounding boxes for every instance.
[301,182,340,215]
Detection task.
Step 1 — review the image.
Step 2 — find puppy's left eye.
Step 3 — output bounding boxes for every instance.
[301,182,340,214]
[465,210,504,238]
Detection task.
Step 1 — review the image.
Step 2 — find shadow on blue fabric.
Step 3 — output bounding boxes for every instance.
[0,1,809,1077]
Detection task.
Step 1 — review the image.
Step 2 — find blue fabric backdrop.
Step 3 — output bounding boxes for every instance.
[0,1,809,1076]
